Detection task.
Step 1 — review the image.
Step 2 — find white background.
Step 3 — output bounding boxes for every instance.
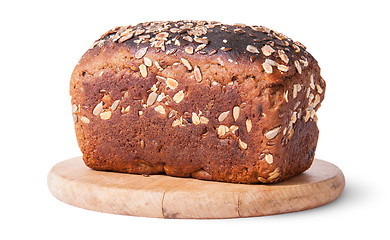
[1,0,389,239]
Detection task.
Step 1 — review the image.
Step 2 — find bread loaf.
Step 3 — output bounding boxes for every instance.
[70,20,325,183]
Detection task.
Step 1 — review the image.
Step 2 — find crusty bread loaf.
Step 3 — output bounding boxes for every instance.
[70,20,325,183]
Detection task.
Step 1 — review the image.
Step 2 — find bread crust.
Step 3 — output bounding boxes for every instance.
[70,21,325,183]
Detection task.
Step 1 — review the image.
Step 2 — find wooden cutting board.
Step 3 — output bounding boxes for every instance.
[47,157,345,219]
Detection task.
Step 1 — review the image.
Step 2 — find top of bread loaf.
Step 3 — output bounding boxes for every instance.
[89,20,313,78]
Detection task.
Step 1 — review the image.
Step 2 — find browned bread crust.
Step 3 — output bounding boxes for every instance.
[70,21,326,183]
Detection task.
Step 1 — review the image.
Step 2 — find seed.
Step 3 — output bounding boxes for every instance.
[291,111,297,124]
[268,167,280,180]
[246,45,259,54]
[140,140,145,149]
[155,32,169,40]
[233,106,240,121]
[156,75,166,82]
[278,49,289,64]
[230,125,239,133]
[80,116,90,124]
[72,104,78,113]
[316,84,323,94]
[183,36,193,42]
[277,64,289,72]
[121,105,130,113]
[135,47,148,59]
[72,114,77,123]
[194,36,209,44]
[154,105,166,115]
[195,44,207,52]
[287,128,294,140]
[194,66,202,82]
[246,119,252,133]
[293,84,299,99]
[238,139,248,150]
[118,32,134,43]
[265,126,281,139]
[143,57,152,67]
[218,111,230,122]
[217,125,229,137]
[265,154,274,164]
[310,74,315,89]
[261,45,275,56]
[262,62,273,74]
[200,116,209,124]
[110,100,120,111]
[284,90,289,102]
[93,101,103,116]
[146,92,158,106]
[172,119,181,127]
[166,78,178,89]
[100,111,112,120]
[294,60,302,74]
[180,58,192,70]
[185,46,194,54]
[313,94,321,108]
[139,64,148,78]
[173,90,185,103]
[192,113,201,125]
[154,61,163,71]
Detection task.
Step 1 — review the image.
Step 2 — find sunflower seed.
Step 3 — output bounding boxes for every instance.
[180,58,192,70]
[200,116,209,124]
[262,62,273,74]
[265,126,281,139]
[110,100,120,111]
[238,139,248,150]
[135,47,148,59]
[217,125,229,137]
[265,154,274,164]
[194,66,202,82]
[146,92,158,106]
[93,101,103,116]
[166,78,178,89]
[218,111,230,122]
[246,119,252,133]
[246,45,259,54]
[143,57,152,67]
[192,113,201,125]
[100,111,112,120]
[185,46,194,54]
[139,64,148,78]
[294,60,302,74]
[278,49,289,64]
[173,90,185,103]
[261,45,275,56]
[80,116,90,124]
[233,106,240,121]
[154,105,166,115]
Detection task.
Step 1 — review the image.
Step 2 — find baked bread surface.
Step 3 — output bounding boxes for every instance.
[70,20,326,183]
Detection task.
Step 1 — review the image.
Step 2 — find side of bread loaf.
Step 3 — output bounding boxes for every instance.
[70,21,325,183]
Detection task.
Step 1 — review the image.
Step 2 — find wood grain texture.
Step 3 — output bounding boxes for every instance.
[47,157,345,219]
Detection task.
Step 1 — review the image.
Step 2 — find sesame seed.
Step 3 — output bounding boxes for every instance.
[110,100,120,111]
[265,154,274,164]
[143,57,152,67]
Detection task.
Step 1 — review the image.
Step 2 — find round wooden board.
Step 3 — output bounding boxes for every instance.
[47,157,345,219]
